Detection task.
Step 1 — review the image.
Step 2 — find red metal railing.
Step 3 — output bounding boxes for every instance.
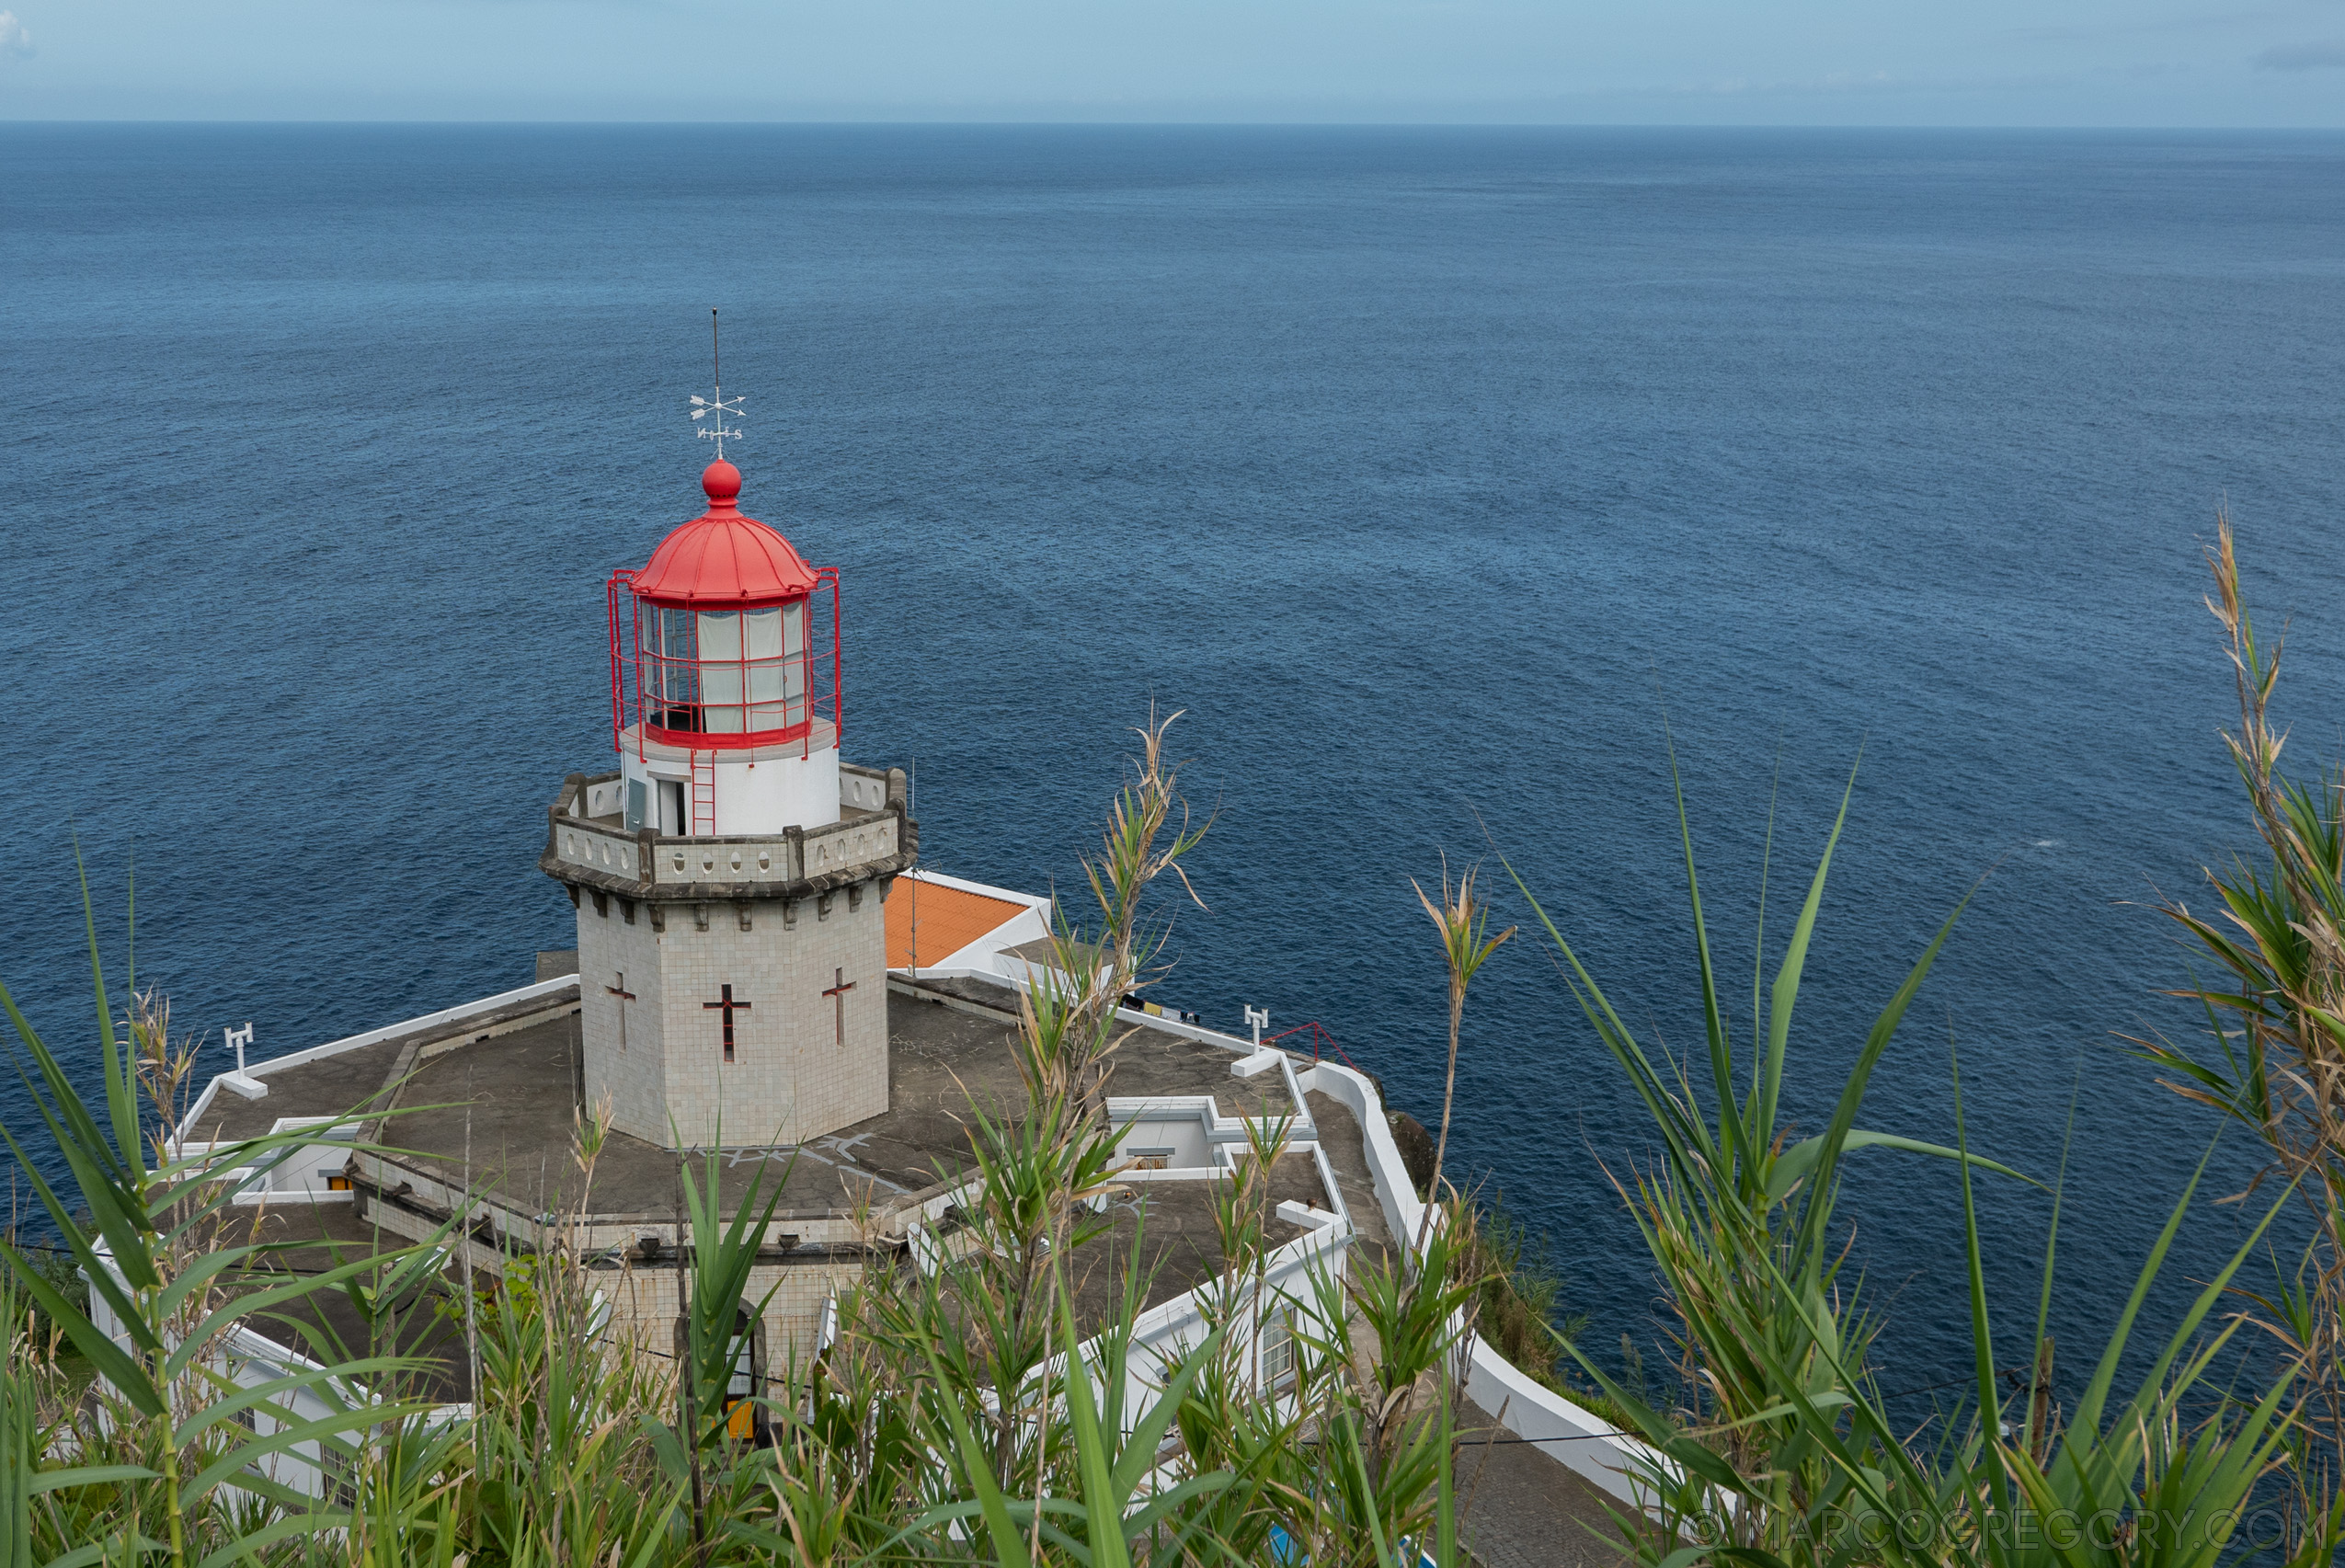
[606,569,634,750]
[824,569,842,743]
[1262,1021,1357,1071]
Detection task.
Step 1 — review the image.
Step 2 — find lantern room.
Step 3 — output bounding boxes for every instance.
[606,460,844,838]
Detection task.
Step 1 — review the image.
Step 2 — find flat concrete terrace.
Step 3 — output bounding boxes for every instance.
[1300,1089,1390,1260]
[1034,1153,1325,1330]
[225,1159,1324,1391]
[189,987,579,1146]
[1455,1395,1625,1568]
[218,973,1302,1237]
[191,1037,411,1142]
[210,1204,475,1403]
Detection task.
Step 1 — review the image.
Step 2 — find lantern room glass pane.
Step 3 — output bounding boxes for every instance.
[744,607,784,661]
[655,608,696,659]
[697,611,746,731]
[698,611,743,660]
[647,608,700,727]
[745,602,806,731]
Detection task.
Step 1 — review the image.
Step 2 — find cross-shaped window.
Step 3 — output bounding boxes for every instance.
[606,973,636,1051]
[703,984,751,1062]
[821,967,855,1048]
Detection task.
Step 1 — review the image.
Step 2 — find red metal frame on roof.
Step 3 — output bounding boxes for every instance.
[604,464,845,761]
[1261,1021,1360,1073]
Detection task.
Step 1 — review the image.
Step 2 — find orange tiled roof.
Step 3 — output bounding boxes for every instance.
[887,879,1029,969]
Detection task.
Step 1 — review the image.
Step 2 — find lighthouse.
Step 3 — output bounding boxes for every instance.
[541,458,916,1150]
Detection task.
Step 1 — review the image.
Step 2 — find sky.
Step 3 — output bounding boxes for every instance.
[0,0,2340,124]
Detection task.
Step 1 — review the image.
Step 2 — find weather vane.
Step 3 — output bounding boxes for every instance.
[689,307,745,459]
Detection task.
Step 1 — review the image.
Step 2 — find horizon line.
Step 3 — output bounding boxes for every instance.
[6,118,2345,132]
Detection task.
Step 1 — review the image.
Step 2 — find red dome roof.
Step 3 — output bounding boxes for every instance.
[631,462,819,606]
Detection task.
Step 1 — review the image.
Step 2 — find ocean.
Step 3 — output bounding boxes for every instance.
[6,123,2344,1397]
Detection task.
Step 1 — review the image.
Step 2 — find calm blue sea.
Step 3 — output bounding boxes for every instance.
[6,125,2344,1399]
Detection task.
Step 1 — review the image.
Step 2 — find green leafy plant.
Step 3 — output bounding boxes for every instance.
[1506,750,2026,1554]
[1465,1187,1586,1397]
[43,698,2312,1568]
[0,875,456,1568]
[2139,515,2345,1545]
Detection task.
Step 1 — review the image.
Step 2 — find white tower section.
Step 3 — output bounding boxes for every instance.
[616,724,842,838]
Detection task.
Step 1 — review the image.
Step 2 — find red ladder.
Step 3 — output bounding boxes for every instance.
[1262,1021,1358,1071]
[690,752,717,837]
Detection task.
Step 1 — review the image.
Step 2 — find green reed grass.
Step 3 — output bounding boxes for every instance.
[12,654,2326,1568]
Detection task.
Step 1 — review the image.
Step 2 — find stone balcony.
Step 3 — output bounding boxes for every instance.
[540,764,918,909]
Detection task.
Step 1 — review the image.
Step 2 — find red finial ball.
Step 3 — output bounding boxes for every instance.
[702,460,742,504]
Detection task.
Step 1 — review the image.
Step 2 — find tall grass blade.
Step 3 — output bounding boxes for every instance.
[1659,721,1751,1183]
[1756,760,1858,1152]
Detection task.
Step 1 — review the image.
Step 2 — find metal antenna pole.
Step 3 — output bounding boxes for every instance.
[689,310,745,458]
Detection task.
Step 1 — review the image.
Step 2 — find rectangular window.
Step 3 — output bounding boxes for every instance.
[725,1318,760,1440]
[315,1436,355,1502]
[1260,1318,1296,1392]
[656,607,698,659]
[1125,1148,1174,1172]
[697,610,742,661]
[743,606,783,662]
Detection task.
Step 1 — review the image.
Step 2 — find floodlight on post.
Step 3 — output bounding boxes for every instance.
[222,1023,268,1101]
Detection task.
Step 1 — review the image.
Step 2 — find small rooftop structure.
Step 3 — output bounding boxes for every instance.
[886,872,1051,970]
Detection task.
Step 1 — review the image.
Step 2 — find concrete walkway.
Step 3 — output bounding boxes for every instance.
[1454,1397,1630,1568]
[1301,1090,1627,1567]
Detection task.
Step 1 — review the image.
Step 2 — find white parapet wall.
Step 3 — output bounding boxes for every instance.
[1294,1059,1661,1506]
[84,1253,442,1500]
